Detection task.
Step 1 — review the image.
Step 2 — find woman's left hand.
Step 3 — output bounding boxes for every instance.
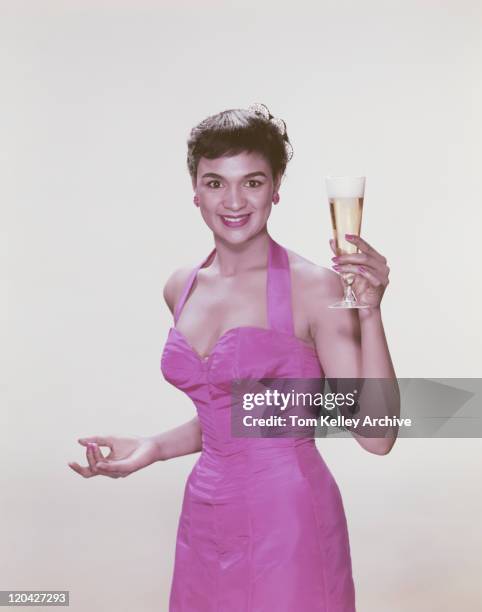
[329,234,390,309]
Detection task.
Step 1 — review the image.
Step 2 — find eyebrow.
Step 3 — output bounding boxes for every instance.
[201,171,268,180]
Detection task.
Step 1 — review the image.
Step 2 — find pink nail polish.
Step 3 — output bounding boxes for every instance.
[358,265,366,272]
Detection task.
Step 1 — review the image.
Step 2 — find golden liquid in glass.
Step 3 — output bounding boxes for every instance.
[329,196,364,285]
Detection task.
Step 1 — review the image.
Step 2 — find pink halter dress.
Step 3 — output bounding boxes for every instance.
[161,235,356,611]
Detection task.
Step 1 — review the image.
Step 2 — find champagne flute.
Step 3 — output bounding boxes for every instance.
[325,176,370,309]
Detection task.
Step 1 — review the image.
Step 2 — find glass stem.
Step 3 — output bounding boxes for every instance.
[343,279,356,304]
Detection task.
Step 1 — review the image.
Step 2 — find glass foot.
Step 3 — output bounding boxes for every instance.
[328,300,371,309]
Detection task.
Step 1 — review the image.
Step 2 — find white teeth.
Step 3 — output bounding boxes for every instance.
[222,215,249,222]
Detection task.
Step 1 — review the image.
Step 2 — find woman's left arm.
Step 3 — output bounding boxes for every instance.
[308,234,400,455]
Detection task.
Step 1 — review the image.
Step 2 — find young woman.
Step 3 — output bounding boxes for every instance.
[70,103,398,611]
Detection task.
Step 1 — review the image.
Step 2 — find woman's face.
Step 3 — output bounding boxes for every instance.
[193,151,281,244]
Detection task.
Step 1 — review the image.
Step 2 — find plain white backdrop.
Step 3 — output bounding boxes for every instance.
[3,1,482,610]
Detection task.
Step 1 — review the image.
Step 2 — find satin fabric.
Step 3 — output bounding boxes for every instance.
[161,235,356,611]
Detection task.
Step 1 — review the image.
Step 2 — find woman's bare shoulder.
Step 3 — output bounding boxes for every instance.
[162,265,195,315]
[285,246,341,300]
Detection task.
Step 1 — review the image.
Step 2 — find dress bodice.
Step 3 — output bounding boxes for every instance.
[160,235,324,402]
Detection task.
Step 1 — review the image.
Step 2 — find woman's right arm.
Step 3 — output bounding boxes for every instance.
[148,416,202,461]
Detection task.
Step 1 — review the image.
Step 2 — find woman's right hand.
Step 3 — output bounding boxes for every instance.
[68,435,160,479]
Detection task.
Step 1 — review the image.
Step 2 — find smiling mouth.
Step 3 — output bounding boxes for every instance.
[219,213,252,227]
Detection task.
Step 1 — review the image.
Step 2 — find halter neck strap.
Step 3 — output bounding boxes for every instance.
[267,236,295,335]
[173,235,295,335]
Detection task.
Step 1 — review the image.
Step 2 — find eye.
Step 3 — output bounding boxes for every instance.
[206,180,222,189]
[246,180,262,188]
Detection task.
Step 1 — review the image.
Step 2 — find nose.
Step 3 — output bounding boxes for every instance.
[223,185,247,212]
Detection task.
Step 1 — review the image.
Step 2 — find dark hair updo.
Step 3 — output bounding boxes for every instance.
[187,103,293,183]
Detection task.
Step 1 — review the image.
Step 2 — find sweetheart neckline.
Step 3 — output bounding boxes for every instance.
[169,325,319,363]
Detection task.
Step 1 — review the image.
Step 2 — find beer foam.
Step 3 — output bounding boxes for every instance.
[325,176,365,199]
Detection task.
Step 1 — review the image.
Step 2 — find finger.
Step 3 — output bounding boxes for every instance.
[86,444,99,473]
[87,443,109,474]
[91,444,114,475]
[67,461,94,478]
[333,264,385,287]
[87,457,124,479]
[94,465,123,479]
[329,238,337,254]
[352,275,370,295]
[78,436,113,450]
[345,234,386,263]
[92,443,106,464]
[356,265,387,287]
[95,458,129,471]
[332,253,388,275]
[95,458,132,476]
